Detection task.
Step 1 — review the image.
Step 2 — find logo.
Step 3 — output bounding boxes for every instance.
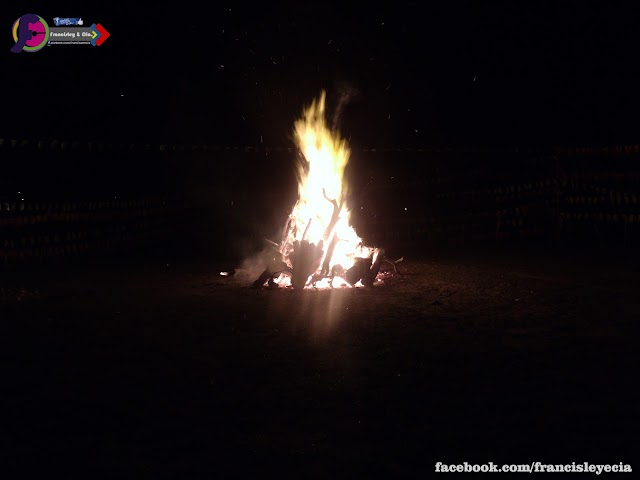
[53,17,83,26]
[90,23,110,46]
[11,14,49,53]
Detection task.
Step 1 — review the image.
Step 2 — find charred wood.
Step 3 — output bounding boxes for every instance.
[291,239,324,289]
[345,256,372,285]
[322,188,344,242]
[320,235,339,275]
[382,256,404,275]
[362,249,384,287]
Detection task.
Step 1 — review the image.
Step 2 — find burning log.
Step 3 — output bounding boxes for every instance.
[317,189,343,277]
[251,247,289,289]
[320,235,339,275]
[279,217,292,250]
[342,248,386,286]
[251,269,275,289]
[290,239,324,289]
[362,249,385,287]
[321,188,344,242]
[345,256,372,285]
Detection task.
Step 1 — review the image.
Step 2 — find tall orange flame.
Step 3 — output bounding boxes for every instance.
[280,91,373,285]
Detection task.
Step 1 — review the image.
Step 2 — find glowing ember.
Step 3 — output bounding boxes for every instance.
[274,91,377,289]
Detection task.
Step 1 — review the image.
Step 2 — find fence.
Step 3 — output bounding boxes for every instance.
[0,198,203,264]
[354,150,640,249]
[1,140,639,264]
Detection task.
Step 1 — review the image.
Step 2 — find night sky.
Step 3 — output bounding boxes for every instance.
[4,2,640,147]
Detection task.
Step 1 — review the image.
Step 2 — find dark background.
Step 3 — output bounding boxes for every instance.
[2,1,640,260]
[4,1,640,146]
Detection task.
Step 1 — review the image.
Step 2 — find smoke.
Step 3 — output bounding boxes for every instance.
[223,243,287,286]
[331,83,361,134]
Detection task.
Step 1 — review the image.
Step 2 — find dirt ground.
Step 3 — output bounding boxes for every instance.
[1,250,638,477]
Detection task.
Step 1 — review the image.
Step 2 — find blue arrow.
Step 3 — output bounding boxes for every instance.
[90,23,101,46]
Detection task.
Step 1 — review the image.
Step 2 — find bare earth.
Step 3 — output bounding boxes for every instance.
[2,252,638,477]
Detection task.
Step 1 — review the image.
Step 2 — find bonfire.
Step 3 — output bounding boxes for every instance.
[248,91,400,289]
